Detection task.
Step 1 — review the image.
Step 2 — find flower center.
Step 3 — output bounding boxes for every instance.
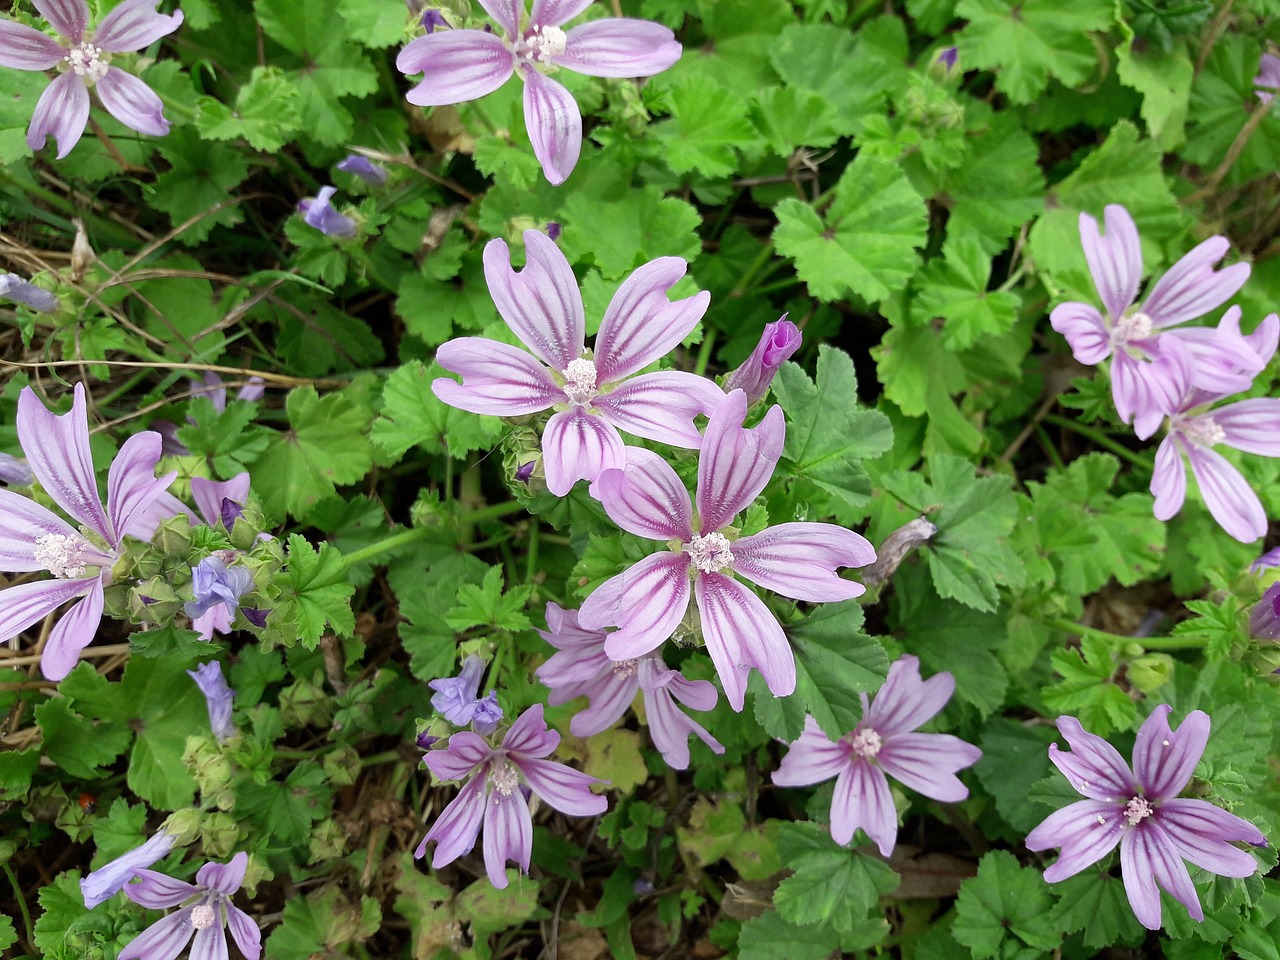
[190,903,217,930]
[612,658,638,678]
[847,726,883,759]
[1124,796,1154,827]
[561,357,598,405]
[34,533,94,579]
[65,42,110,83]
[488,761,520,797]
[683,532,735,574]
[1113,310,1154,346]
[523,24,568,63]
[1179,414,1226,448]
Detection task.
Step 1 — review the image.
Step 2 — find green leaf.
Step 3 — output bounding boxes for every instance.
[151,130,252,243]
[1042,635,1136,736]
[1184,34,1280,184]
[944,114,1045,253]
[178,398,270,477]
[953,850,1061,957]
[0,71,47,165]
[35,696,132,781]
[911,237,1022,350]
[749,87,845,156]
[774,153,927,303]
[239,762,333,849]
[973,718,1057,835]
[389,547,490,681]
[336,0,409,47]
[767,22,885,135]
[737,910,842,960]
[371,360,504,462]
[0,915,15,952]
[653,76,756,178]
[456,874,545,951]
[444,565,534,633]
[120,655,207,810]
[196,66,303,153]
[263,883,378,959]
[90,797,149,860]
[955,0,1114,103]
[0,746,38,800]
[1116,34,1194,150]
[773,822,900,934]
[273,534,357,646]
[772,346,894,511]
[253,385,374,520]
[1050,870,1146,948]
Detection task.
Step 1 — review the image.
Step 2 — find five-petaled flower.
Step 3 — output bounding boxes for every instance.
[536,602,724,769]
[120,851,262,960]
[772,655,981,856]
[395,0,681,184]
[0,0,183,159]
[431,229,724,496]
[1026,706,1266,930]
[416,704,607,887]
[579,390,876,711]
[0,384,177,680]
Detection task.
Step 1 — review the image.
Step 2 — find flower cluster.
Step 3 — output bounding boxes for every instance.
[1050,204,1280,542]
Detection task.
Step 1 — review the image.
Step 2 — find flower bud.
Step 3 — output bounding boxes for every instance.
[722,316,802,404]
[1250,583,1280,641]
[200,812,242,858]
[1127,653,1174,694]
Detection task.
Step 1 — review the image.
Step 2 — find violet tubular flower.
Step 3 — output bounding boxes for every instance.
[0,0,183,159]
[722,315,802,405]
[1250,582,1280,641]
[184,555,253,639]
[187,660,236,741]
[536,602,724,769]
[772,655,981,856]
[1256,53,1280,104]
[432,229,724,495]
[0,384,177,680]
[1,272,59,312]
[416,704,607,888]
[336,154,389,187]
[121,851,261,960]
[578,391,876,711]
[1049,204,1254,431]
[395,0,681,184]
[1026,706,1266,931]
[297,185,357,239]
[429,654,504,734]
[81,828,178,908]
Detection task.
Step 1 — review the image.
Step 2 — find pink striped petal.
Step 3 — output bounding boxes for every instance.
[118,907,196,960]
[732,522,874,602]
[772,716,846,787]
[34,0,88,42]
[503,703,560,758]
[1150,436,1187,522]
[397,29,515,106]
[418,774,486,865]
[530,0,593,27]
[1214,398,1280,456]
[542,408,625,496]
[1026,799,1124,881]
[1049,301,1111,365]
[1159,800,1263,879]
[654,665,719,712]
[0,577,94,649]
[582,551,691,659]
[95,0,183,52]
[865,655,955,738]
[426,731,493,780]
[194,851,246,896]
[190,473,251,528]
[593,259,709,383]
[17,384,110,540]
[1080,206,1141,322]
[566,669,637,735]
[1143,236,1250,328]
[1049,716,1138,801]
[190,918,227,960]
[521,67,581,185]
[483,231,585,370]
[832,761,896,854]
[123,869,199,908]
[0,20,67,69]
[40,576,104,681]
[483,791,532,887]
[515,756,608,815]
[0,488,83,572]
[1184,442,1266,543]
[588,447,692,541]
[640,666,723,769]
[695,571,793,711]
[877,732,980,802]
[1160,797,1266,850]
[1121,825,1200,929]
[696,393,784,534]
[558,18,682,78]
[1132,705,1208,800]
[477,0,522,36]
[107,431,173,543]
[593,371,723,449]
[97,67,170,136]
[433,337,562,415]
[27,68,89,158]
[226,905,262,960]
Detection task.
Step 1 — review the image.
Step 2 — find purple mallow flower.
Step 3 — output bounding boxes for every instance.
[773,655,981,856]
[536,602,724,770]
[194,372,265,413]
[184,555,253,640]
[416,704,607,888]
[1252,547,1280,573]
[395,0,681,184]
[0,384,177,680]
[0,0,183,159]
[81,828,177,908]
[1049,204,1253,432]
[579,391,876,711]
[1,272,59,312]
[336,154,388,187]
[722,315,802,404]
[429,654,504,735]
[297,186,357,239]
[0,452,34,487]
[432,229,724,496]
[1250,583,1280,641]
[421,9,450,33]
[120,851,261,960]
[1256,53,1280,104]
[187,660,236,741]
[191,473,250,532]
[1026,706,1266,931]
[936,46,958,73]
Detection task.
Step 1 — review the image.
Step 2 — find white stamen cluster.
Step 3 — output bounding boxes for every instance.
[848,727,883,759]
[65,43,110,83]
[523,25,568,63]
[683,532,735,574]
[1124,796,1154,826]
[190,903,217,930]
[561,357,598,405]
[1112,310,1154,346]
[1180,415,1226,448]
[488,761,520,797]
[611,658,639,678]
[34,533,91,579]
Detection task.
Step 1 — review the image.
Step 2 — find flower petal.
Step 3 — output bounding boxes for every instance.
[122,869,199,909]
[588,447,693,541]
[877,732,980,802]
[190,474,251,528]
[482,231,585,371]
[1143,236,1250,328]
[397,29,515,106]
[95,0,183,52]
[107,430,173,543]
[1132,705,1209,800]
[477,0,522,35]
[639,665,723,770]
[558,18,682,78]
[483,791,532,887]
[696,393,784,533]
[195,851,247,896]
[832,762,896,854]
[1080,205,1141,322]
[503,703,561,758]
[566,669,636,736]
[17,384,111,539]
[0,487,85,572]
[1159,800,1264,878]
[542,409,625,496]
[41,576,104,681]
[96,67,170,136]
[1122,824,1200,929]
[521,67,581,185]
[1026,799,1124,881]
[82,832,178,908]
[0,20,67,70]
[1049,301,1112,365]
[1184,442,1267,543]
[433,337,562,416]
[1150,436,1187,522]
[772,715,846,787]
[732,522,874,602]
[189,917,227,960]
[27,69,89,158]
[419,774,487,865]
[516,756,608,815]
[530,0,594,28]
[592,371,724,449]
[118,910,197,960]
[592,258,709,383]
[535,603,613,687]
[1214,398,1280,456]
[582,551,691,659]
[226,905,262,960]
[0,577,93,650]
[33,0,88,42]
[696,571,793,711]
[1049,716,1137,801]
[426,731,493,780]
[864,655,953,738]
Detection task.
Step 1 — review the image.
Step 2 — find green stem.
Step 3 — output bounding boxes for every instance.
[1042,413,1148,468]
[341,502,525,568]
[1043,618,1207,651]
[524,519,540,586]
[3,861,33,948]
[694,329,717,377]
[729,241,775,298]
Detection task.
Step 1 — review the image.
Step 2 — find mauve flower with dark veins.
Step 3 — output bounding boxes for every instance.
[396,0,681,184]
[1,272,59,312]
[0,0,183,159]
[1255,53,1280,104]
[297,186,357,239]
[81,827,178,908]
[722,315,802,404]
[1026,706,1266,930]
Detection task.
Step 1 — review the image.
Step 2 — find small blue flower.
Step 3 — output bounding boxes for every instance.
[187,661,237,741]
[336,154,388,187]
[429,655,504,733]
[297,186,357,239]
[421,9,450,33]
[184,556,253,626]
[0,272,58,312]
